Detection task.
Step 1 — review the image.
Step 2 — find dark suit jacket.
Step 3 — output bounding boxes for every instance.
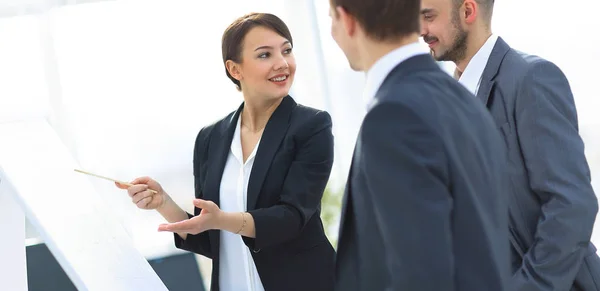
[479,37,600,291]
[334,54,511,291]
[174,96,336,291]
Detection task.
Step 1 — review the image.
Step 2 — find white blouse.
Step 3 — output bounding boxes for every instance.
[218,116,265,291]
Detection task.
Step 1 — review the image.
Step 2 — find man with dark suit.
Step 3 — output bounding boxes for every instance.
[329,0,510,290]
[420,0,600,290]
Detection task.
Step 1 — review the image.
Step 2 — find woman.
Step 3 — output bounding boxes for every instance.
[116,12,335,291]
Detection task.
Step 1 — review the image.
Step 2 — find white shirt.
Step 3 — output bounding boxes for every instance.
[363,42,430,110]
[218,116,265,291]
[457,34,498,95]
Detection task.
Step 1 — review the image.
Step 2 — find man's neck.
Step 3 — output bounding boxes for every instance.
[455,29,493,74]
[360,33,420,72]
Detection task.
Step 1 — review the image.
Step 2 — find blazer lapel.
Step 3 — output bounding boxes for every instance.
[477,80,496,108]
[477,37,511,107]
[246,96,295,211]
[203,104,243,207]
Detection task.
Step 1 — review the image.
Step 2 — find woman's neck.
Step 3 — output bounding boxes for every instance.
[240,96,283,133]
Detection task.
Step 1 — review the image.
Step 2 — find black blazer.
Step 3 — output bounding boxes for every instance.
[479,37,600,291]
[335,54,511,291]
[174,96,335,291]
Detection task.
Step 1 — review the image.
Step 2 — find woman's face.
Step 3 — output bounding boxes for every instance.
[229,26,296,101]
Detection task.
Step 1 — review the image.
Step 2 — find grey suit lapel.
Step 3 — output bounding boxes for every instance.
[476,37,511,107]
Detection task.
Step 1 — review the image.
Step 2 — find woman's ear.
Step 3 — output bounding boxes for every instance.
[225,60,242,81]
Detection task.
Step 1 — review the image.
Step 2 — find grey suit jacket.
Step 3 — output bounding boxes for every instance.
[478,37,600,291]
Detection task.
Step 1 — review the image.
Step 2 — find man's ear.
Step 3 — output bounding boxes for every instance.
[336,6,356,37]
[463,0,479,25]
[225,60,242,81]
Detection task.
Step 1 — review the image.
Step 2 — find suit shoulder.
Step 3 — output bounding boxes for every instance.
[291,103,332,128]
[194,110,235,147]
[502,50,571,99]
[289,102,332,141]
[503,49,564,78]
[292,103,331,121]
[375,71,455,116]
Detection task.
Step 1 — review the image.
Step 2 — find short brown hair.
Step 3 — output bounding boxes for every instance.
[330,0,421,41]
[221,13,293,90]
[453,0,494,23]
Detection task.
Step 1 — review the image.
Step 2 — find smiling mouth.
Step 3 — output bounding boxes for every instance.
[427,40,437,48]
[269,75,288,82]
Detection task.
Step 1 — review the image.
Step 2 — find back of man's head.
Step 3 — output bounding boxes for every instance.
[330,0,421,41]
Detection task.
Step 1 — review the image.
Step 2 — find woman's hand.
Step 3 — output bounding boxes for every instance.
[157,199,223,234]
[115,176,168,210]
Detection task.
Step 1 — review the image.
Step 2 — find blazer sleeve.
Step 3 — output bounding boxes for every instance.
[359,103,454,291]
[512,60,598,291]
[173,127,214,259]
[243,111,334,250]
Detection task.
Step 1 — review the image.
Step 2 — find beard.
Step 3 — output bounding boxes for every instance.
[427,9,469,63]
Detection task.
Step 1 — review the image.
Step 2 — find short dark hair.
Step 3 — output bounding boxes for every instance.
[330,0,421,41]
[453,0,494,23]
[221,13,293,91]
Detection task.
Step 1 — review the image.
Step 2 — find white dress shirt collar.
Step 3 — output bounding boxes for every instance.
[456,34,498,95]
[363,42,429,110]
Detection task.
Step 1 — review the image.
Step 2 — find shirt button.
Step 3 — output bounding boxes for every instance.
[253,248,261,253]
